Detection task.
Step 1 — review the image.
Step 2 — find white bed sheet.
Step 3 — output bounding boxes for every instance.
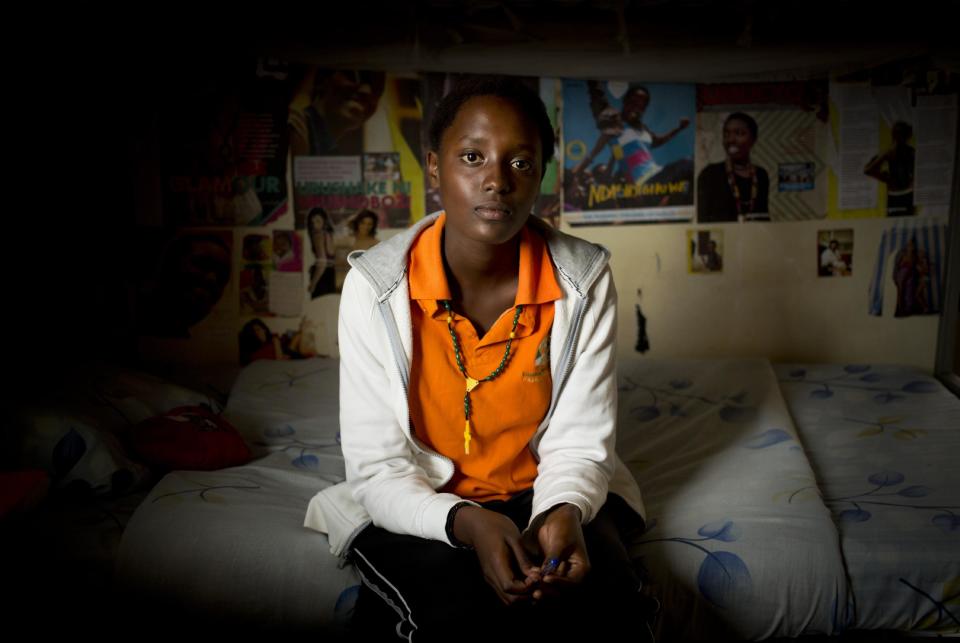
[115,359,358,633]
[617,357,850,641]
[777,363,960,635]
[117,356,860,640]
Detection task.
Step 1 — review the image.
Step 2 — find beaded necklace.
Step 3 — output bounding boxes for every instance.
[725,156,758,216]
[441,299,523,454]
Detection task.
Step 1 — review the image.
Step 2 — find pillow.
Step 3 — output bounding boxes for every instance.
[12,407,151,496]
[223,357,340,458]
[130,406,252,472]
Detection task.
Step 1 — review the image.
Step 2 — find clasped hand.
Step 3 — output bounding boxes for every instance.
[453,503,589,606]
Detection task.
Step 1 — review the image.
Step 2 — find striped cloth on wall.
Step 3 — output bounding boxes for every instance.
[868,219,949,316]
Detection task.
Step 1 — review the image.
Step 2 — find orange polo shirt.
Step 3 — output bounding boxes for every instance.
[408,212,562,502]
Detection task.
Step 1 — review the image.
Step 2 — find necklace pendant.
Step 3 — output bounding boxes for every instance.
[465,377,479,393]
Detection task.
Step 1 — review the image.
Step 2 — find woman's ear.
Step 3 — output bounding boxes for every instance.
[427,150,440,189]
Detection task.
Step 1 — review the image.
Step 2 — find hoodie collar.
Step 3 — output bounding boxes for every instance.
[347,211,609,302]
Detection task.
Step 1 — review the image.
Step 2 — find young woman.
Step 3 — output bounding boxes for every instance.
[349,209,379,251]
[864,120,915,216]
[305,76,653,641]
[306,207,336,298]
[697,112,770,222]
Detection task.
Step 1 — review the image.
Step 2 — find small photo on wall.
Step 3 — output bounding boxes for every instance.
[778,162,815,192]
[242,234,271,262]
[272,230,302,272]
[688,229,724,273]
[239,264,271,315]
[818,228,853,277]
[364,152,401,181]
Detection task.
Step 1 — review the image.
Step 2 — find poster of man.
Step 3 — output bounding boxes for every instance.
[688,229,724,273]
[562,79,695,224]
[289,67,423,234]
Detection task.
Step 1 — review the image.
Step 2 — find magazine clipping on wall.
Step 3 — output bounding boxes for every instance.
[290,67,424,295]
[696,81,829,223]
[238,315,321,366]
[828,69,956,219]
[160,59,295,228]
[687,229,724,274]
[817,229,854,277]
[562,79,696,225]
[239,232,272,316]
[238,230,304,318]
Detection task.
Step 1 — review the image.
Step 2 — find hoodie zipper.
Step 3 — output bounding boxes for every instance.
[376,299,456,477]
[530,294,588,460]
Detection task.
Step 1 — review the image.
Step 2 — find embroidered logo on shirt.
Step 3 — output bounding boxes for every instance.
[523,336,550,383]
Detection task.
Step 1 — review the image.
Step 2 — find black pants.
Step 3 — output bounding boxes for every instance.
[348,490,656,642]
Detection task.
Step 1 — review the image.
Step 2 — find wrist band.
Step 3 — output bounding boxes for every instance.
[445,501,474,549]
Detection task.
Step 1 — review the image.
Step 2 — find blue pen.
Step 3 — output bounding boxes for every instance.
[541,557,561,578]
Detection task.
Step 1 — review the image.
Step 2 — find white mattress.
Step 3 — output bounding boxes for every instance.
[777,363,960,636]
[114,359,358,633]
[118,357,910,639]
[617,357,850,641]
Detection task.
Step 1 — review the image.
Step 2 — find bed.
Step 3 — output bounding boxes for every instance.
[6,356,958,639]
[775,363,960,634]
[615,358,849,641]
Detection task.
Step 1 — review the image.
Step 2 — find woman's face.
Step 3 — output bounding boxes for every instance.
[621,90,649,128]
[427,95,542,249]
[253,323,267,342]
[723,117,756,162]
[357,216,375,237]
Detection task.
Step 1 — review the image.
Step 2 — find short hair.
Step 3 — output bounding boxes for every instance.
[624,84,650,102]
[725,112,759,141]
[428,75,555,174]
[312,68,385,101]
[350,209,379,235]
[892,121,913,140]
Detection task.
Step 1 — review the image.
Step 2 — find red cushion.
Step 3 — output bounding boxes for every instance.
[131,406,251,471]
[0,470,49,518]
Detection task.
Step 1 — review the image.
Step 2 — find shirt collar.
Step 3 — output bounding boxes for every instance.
[408,211,563,307]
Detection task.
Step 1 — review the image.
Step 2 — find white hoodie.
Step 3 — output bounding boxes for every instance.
[304,212,645,557]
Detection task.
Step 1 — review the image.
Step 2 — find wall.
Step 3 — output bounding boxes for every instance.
[98,10,955,377]
[265,5,955,373]
[292,214,943,372]
[572,218,940,370]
